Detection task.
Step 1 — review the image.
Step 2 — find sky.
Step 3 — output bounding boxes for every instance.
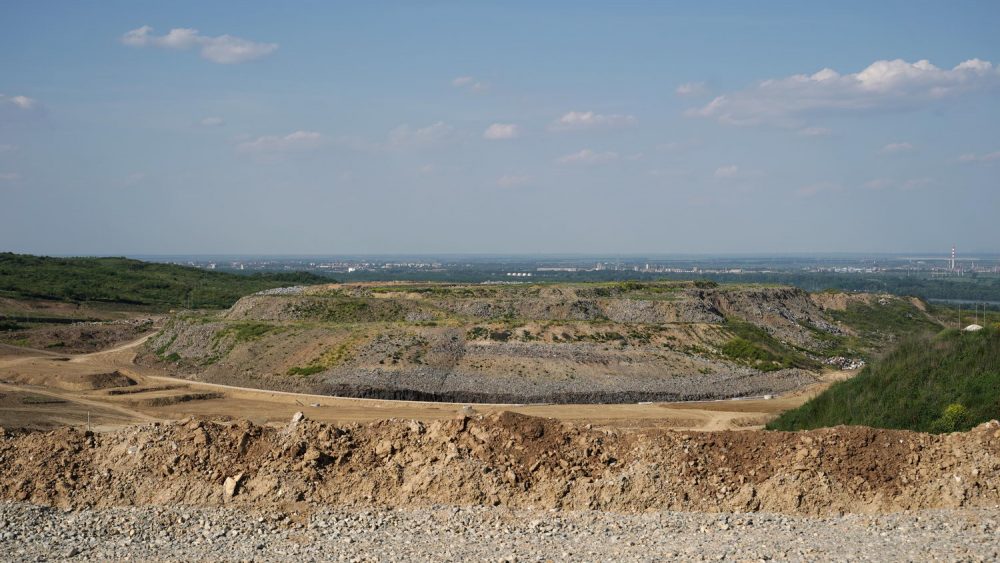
[1,0,998,256]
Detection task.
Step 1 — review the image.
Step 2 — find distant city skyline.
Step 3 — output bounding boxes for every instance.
[2,1,998,255]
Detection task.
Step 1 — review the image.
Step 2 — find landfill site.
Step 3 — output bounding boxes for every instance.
[1,323,999,561]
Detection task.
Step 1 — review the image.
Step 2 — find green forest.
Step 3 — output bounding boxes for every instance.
[0,253,329,310]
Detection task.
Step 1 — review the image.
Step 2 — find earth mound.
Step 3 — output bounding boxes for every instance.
[2,413,997,516]
[142,283,933,403]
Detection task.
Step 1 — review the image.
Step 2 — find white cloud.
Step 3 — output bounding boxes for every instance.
[9,96,37,110]
[881,141,914,154]
[0,172,20,181]
[0,95,44,124]
[122,26,278,64]
[497,174,531,188]
[798,126,832,137]
[200,116,225,127]
[551,111,636,131]
[688,58,1000,126]
[483,123,519,140]
[675,81,709,97]
[452,76,487,92]
[387,121,453,148]
[237,131,323,153]
[714,165,741,179]
[959,150,1000,163]
[555,148,619,165]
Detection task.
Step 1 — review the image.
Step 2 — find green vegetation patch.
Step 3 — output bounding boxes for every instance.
[722,320,820,371]
[287,365,325,376]
[826,298,940,344]
[215,321,284,344]
[0,252,330,310]
[287,334,363,376]
[768,327,1000,433]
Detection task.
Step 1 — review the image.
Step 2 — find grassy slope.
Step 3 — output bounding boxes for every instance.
[0,253,329,310]
[768,327,1000,433]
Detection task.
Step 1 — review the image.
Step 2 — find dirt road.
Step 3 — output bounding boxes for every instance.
[0,335,853,431]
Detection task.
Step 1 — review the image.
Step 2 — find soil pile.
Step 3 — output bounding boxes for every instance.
[1,413,997,516]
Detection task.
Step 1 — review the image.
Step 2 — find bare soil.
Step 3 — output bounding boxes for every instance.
[1,412,998,517]
[0,335,848,432]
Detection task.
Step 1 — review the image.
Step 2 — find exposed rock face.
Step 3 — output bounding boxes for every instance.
[1,414,997,516]
[142,284,930,403]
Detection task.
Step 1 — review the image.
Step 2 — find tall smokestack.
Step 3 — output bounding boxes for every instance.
[951,245,956,271]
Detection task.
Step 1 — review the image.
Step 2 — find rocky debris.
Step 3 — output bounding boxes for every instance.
[222,474,243,499]
[143,283,898,405]
[0,414,998,516]
[313,365,820,404]
[284,412,306,434]
[824,356,866,370]
[0,501,996,562]
[253,286,308,296]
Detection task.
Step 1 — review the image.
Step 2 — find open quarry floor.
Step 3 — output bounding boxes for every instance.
[0,336,847,433]
[2,335,998,561]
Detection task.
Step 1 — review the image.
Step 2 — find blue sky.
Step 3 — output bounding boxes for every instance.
[1,1,998,255]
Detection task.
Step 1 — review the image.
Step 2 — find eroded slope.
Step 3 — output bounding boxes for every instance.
[142,282,936,402]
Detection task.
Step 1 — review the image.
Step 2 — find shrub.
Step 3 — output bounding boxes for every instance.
[930,403,970,433]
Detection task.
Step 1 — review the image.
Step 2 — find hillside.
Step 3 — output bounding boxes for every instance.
[0,253,329,310]
[768,327,1000,432]
[142,281,941,403]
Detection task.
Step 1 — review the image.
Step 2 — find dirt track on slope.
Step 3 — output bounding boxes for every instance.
[0,335,846,432]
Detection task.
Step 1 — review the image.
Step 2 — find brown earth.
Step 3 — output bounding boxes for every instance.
[0,412,997,517]
[0,334,846,432]
[2,321,997,519]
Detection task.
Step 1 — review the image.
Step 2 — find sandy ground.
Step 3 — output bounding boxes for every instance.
[0,335,854,432]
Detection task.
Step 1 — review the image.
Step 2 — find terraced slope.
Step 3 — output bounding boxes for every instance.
[142,282,940,403]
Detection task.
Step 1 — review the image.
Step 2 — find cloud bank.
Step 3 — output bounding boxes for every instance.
[551,111,636,131]
[122,26,278,64]
[688,58,1000,126]
[483,123,519,140]
[959,151,1000,163]
[237,131,323,153]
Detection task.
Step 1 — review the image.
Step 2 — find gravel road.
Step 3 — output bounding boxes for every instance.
[2,502,997,562]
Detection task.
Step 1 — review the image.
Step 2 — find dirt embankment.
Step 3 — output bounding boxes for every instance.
[1,413,997,516]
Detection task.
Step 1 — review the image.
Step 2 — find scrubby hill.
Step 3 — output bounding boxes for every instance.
[143,282,941,403]
[0,253,328,310]
[769,327,1000,433]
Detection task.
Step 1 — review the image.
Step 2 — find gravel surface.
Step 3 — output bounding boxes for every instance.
[1,502,998,562]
